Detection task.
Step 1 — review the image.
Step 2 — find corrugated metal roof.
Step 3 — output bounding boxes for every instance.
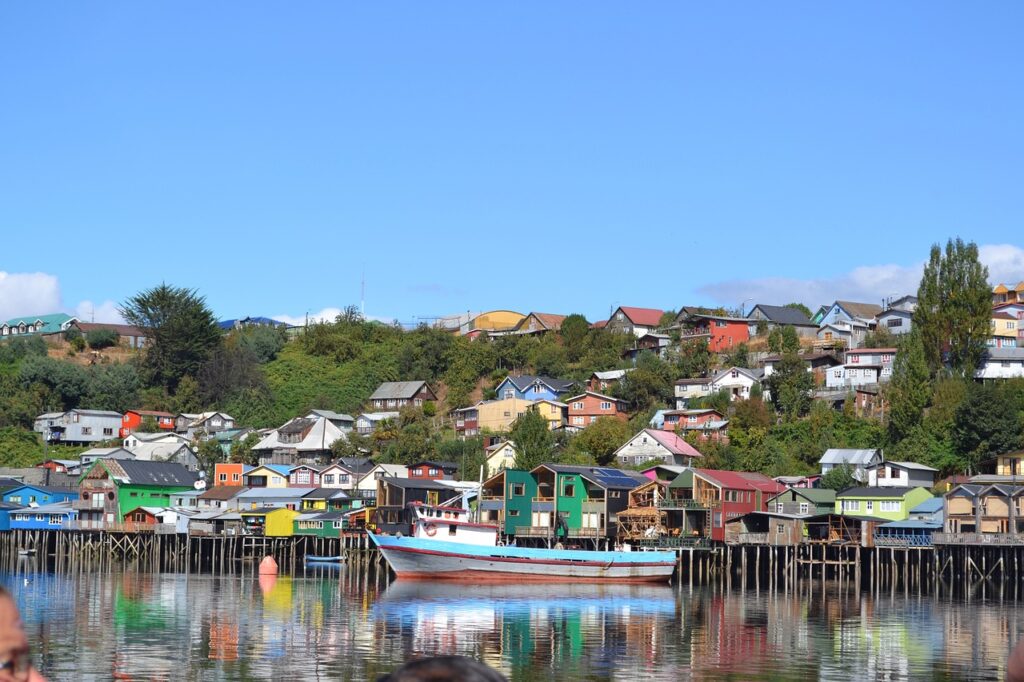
[748,304,814,326]
[369,381,432,400]
[819,449,881,465]
[111,460,199,487]
[616,307,665,327]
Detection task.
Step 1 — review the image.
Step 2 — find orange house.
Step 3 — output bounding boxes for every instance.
[213,462,249,487]
[120,409,176,437]
[566,391,629,429]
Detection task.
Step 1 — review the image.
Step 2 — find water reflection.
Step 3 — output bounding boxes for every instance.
[1,568,1019,681]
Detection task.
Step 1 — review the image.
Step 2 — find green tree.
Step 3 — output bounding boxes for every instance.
[674,340,710,379]
[781,326,800,354]
[764,353,812,419]
[613,353,673,411]
[85,328,120,350]
[885,328,931,444]
[85,363,141,412]
[731,397,772,430]
[172,375,202,413]
[560,314,591,362]
[724,343,749,368]
[784,302,813,319]
[914,238,991,376]
[767,328,783,353]
[510,410,554,470]
[863,327,896,349]
[331,431,372,459]
[821,464,858,492]
[230,432,262,466]
[196,438,223,477]
[139,415,159,433]
[566,417,632,465]
[235,326,288,363]
[120,284,222,390]
[953,382,1023,474]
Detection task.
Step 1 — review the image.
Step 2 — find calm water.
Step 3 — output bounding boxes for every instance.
[3,561,1019,681]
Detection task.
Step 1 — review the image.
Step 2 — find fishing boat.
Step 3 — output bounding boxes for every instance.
[368,502,676,583]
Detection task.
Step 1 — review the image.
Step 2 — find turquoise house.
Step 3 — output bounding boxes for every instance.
[3,485,77,507]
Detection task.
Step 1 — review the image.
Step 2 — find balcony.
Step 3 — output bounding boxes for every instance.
[658,497,719,510]
[873,532,934,547]
[71,499,106,511]
[933,532,1024,546]
[513,526,602,539]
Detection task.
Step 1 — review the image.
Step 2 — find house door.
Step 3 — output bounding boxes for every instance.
[532,512,550,529]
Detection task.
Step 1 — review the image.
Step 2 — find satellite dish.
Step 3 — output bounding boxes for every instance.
[194,480,207,490]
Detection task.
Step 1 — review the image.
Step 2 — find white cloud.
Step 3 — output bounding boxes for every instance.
[73,300,125,324]
[697,243,1024,310]
[0,271,61,320]
[274,307,396,327]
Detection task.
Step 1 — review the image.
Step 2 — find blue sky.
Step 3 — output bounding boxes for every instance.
[1,3,1021,325]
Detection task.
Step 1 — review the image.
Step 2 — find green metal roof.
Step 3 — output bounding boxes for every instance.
[2,313,75,335]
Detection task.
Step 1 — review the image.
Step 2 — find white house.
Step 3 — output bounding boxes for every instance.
[614,429,702,468]
[484,441,517,477]
[673,367,764,408]
[123,432,190,449]
[976,348,1024,380]
[865,461,938,488]
[819,448,884,482]
[825,348,897,390]
[355,464,408,499]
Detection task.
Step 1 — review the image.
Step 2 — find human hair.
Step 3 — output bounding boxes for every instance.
[377,656,507,682]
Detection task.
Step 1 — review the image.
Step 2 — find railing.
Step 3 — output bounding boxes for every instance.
[634,537,710,549]
[515,526,551,537]
[933,532,1024,546]
[658,498,707,509]
[62,521,171,533]
[873,533,933,547]
[679,327,710,337]
[71,499,106,511]
[532,496,554,502]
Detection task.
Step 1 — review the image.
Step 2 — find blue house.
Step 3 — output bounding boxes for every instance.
[494,375,576,402]
[9,503,77,531]
[3,485,77,507]
[0,503,20,531]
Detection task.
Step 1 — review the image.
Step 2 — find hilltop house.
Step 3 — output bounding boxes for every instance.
[34,409,122,445]
[175,412,235,438]
[762,352,841,386]
[605,306,665,337]
[354,411,400,436]
[407,460,458,480]
[874,296,918,336]
[243,465,292,488]
[673,367,764,408]
[452,398,535,438]
[825,348,897,389]
[368,381,437,410]
[514,312,568,335]
[529,399,568,430]
[484,441,517,478]
[1,313,77,338]
[674,312,751,352]
[865,461,938,489]
[614,429,702,468]
[71,322,149,349]
[588,369,633,393]
[494,375,576,402]
[991,312,1019,349]
[746,304,817,337]
[125,442,200,471]
[662,409,729,442]
[251,415,347,466]
[814,300,882,349]
[120,410,176,437]
[566,392,628,430]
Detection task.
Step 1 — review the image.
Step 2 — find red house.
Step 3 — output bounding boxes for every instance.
[407,460,458,480]
[120,409,176,437]
[566,391,629,429]
[690,469,785,542]
[679,314,751,352]
[288,465,322,487]
[662,409,729,443]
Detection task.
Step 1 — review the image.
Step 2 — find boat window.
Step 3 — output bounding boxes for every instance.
[449,524,458,536]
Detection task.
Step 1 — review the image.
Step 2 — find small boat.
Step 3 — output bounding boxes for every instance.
[305,555,344,563]
[368,503,676,584]
[17,548,35,556]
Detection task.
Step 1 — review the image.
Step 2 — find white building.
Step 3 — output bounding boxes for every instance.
[865,461,937,488]
[819,448,884,482]
[825,348,897,389]
[976,348,1024,380]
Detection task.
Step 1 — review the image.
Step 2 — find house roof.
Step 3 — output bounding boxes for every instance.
[75,322,147,337]
[910,497,943,514]
[748,304,814,326]
[3,313,75,334]
[819,448,881,465]
[237,487,316,499]
[517,313,568,331]
[834,301,883,319]
[127,409,175,418]
[502,375,576,394]
[253,417,346,453]
[769,488,836,504]
[306,409,355,422]
[691,469,785,494]
[199,486,248,500]
[408,460,458,470]
[627,429,703,458]
[566,391,621,403]
[12,502,75,515]
[97,460,199,487]
[369,381,433,401]
[675,377,712,386]
[877,519,942,530]
[592,369,632,381]
[378,477,461,491]
[591,320,608,329]
[127,443,194,462]
[836,486,927,499]
[994,311,1017,320]
[70,409,123,418]
[713,366,764,382]
[302,488,351,499]
[3,484,78,496]
[846,347,897,355]
[872,460,938,473]
[982,347,1024,362]
[615,307,665,327]
[535,464,648,490]
[357,411,401,422]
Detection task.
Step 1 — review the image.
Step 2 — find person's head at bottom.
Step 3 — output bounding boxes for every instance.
[0,587,46,682]
[378,656,507,682]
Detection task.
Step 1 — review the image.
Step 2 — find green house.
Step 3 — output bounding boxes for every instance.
[501,469,537,536]
[294,510,346,538]
[767,488,836,516]
[521,464,646,542]
[835,486,933,522]
[77,459,199,525]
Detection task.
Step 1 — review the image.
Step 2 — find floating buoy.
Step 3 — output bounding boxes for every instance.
[258,555,279,575]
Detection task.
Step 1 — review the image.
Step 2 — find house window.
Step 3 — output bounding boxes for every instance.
[428,468,439,476]
[842,500,859,512]
[881,354,892,363]
[850,355,860,363]
[731,370,738,378]
[880,501,900,513]
[572,417,585,425]
[103,428,113,436]
[81,427,92,435]
[688,415,697,423]
[512,483,525,496]
[339,474,349,484]
[219,474,227,482]
[563,483,575,497]
[589,416,597,423]
[504,390,515,399]
[572,402,584,410]
[777,524,785,535]
[35,514,43,522]
[508,509,520,517]
[599,402,612,410]
[609,491,620,499]
[324,474,334,485]
[232,474,239,482]
[866,501,873,513]
[799,502,809,514]
[887,318,903,328]
[776,503,784,513]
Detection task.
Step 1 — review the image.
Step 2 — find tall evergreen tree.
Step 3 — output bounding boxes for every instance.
[781,325,800,353]
[885,328,931,444]
[913,238,991,376]
[510,410,554,471]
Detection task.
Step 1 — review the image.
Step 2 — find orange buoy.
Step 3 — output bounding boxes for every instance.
[258,555,279,575]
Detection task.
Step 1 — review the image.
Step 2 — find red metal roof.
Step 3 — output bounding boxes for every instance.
[617,306,665,327]
[692,468,786,493]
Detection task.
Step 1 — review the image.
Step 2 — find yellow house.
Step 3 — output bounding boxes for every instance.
[468,310,526,334]
[485,441,517,477]
[995,452,1024,477]
[245,465,291,488]
[992,312,1018,345]
[530,399,568,430]
[241,507,300,536]
[477,398,535,433]
[993,282,1024,305]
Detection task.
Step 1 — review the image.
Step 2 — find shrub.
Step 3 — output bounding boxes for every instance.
[86,328,119,350]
